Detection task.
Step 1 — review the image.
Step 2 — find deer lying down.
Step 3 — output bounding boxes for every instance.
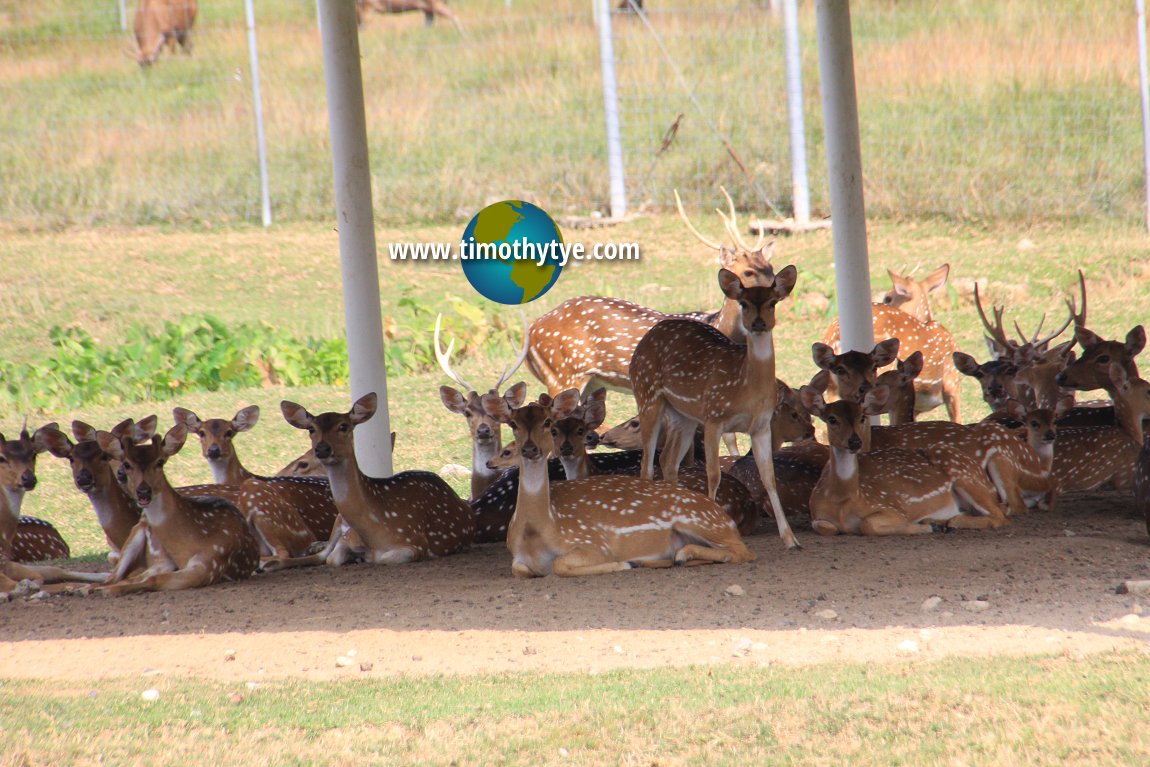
[481,386,754,577]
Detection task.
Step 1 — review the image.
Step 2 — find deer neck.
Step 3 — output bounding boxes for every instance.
[209,456,249,486]
[712,300,746,342]
[0,488,21,552]
[141,478,182,528]
[829,447,862,490]
[87,473,140,538]
[888,392,916,426]
[471,437,502,499]
[319,454,368,510]
[559,453,591,480]
[742,331,776,391]
[513,455,557,529]
[1113,390,1146,445]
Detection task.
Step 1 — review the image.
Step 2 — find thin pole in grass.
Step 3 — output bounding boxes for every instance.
[244,0,272,228]
[596,0,627,219]
[1138,0,1150,234]
[782,0,811,226]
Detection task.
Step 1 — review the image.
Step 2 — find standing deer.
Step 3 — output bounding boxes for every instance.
[355,0,463,31]
[480,387,754,577]
[630,265,801,549]
[281,393,474,566]
[822,267,961,421]
[172,406,342,570]
[94,424,261,594]
[133,0,198,67]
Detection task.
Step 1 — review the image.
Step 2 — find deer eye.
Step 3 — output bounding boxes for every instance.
[224,430,235,439]
[157,458,166,468]
[834,367,846,376]
[0,456,6,465]
[306,426,315,434]
[543,419,552,428]
[122,462,131,471]
[551,428,559,437]
[739,301,748,309]
[338,424,349,432]
[196,430,205,438]
[1097,355,1110,364]
[827,416,838,426]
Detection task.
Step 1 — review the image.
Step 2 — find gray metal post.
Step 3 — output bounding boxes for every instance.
[244,0,272,228]
[596,0,627,219]
[316,0,393,477]
[816,0,872,354]
[782,0,811,225]
[1138,0,1150,234]
[118,0,128,32]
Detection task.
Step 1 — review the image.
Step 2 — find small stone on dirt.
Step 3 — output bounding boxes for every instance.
[1117,580,1150,596]
[921,596,943,612]
[141,689,160,701]
[897,639,920,655]
[815,609,838,621]
[963,600,991,612]
[724,584,745,597]
[335,656,354,668]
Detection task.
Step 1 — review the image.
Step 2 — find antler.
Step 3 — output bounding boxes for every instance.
[492,317,531,392]
[974,283,1013,357]
[1065,269,1087,330]
[716,187,767,254]
[434,314,475,393]
[674,190,723,251]
[1021,308,1073,352]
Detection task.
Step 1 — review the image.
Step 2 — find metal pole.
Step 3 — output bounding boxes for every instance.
[316,0,393,477]
[596,0,628,219]
[244,0,272,228]
[118,0,128,32]
[816,0,872,354]
[782,0,811,225]
[1138,0,1150,234]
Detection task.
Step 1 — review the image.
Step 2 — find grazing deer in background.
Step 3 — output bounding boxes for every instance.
[480,387,754,577]
[172,405,341,569]
[800,384,1008,536]
[95,424,261,594]
[133,0,198,67]
[355,0,463,32]
[630,265,801,549]
[822,266,961,421]
[281,393,474,566]
[42,421,143,566]
[435,314,530,500]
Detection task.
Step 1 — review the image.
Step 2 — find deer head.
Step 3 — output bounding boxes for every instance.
[881,264,950,323]
[812,338,900,403]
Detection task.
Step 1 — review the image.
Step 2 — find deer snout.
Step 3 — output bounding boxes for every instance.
[521,442,542,461]
[475,424,493,443]
[585,431,601,450]
[75,469,95,492]
[1043,429,1057,444]
[846,434,862,453]
[314,442,333,462]
[20,470,36,490]
[558,440,575,457]
[135,482,152,506]
[206,445,223,459]
[750,318,768,333]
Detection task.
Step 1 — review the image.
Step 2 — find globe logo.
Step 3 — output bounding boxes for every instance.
[460,200,564,305]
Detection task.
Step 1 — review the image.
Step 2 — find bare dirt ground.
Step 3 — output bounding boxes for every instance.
[4,490,1150,682]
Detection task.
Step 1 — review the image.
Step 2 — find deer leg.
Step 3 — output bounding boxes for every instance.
[552,549,633,577]
[638,399,664,481]
[103,562,215,594]
[721,432,740,456]
[943,376,961,423]
[859,512,936,536]
[702,421,723,500]
[105,521,150,584]
[944,514,1006,530]
[369,547,418,565]
[673,543,741,566]
[751,428,801,550]
[950,483,1009,528]
[658,413,694,488]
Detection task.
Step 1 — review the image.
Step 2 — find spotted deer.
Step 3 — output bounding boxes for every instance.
[281,393,474,566]
[822,269,961,421]
[94,424,261,594]
[41,421,143,566]
[1051,363,1150,494]
[875,351,924,426]
[799,384,1008,536]
[984,396,1073,515]
[480,387,754,576]
[630,265,801,549]
[811,338,902,405]
[879,264,952,323]
[953,352,1021,417]
[1135,436,1150,537]
[436,313,529,500]
[1,424,63,561]
[525,190,777,399]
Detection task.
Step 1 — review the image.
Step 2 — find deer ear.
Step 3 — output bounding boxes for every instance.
[40,426,73,458]
[72,420,98,442]
[109,417,134,440]
[233,405,260,432]
[811,343,835,371]
[134,416,158,442]
[172,407,200,431]
[350,393,378,424]
[280,401,313,430]
[551,388,581,419]
[96,431,124,461]
[808,369,832,394]
[718,268,743,300]
[902,351,924,379]
[1074,326,1102,349]
[481,391,514,424]
[582,399,607,431]
[862,385,891,416]
[1005,398,1027,422]
[798,385,826,417]
[952,351,978,377]
[1108,361,1129,390]
[1055,394,1075,418]
[872,338,901,368]
[772,265,799,299]
[505,382,528,409]
[924,264,950,293]
[586,387,607,404]
[718,247,736,269]
[30,425,57,455]
[162,424,188,456]
[440,385,468,414]
[1126,326,1146,357]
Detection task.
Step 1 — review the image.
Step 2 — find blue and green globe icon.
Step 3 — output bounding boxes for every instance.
[460,200,564,305]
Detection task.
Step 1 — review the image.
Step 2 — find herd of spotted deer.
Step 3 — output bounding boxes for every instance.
[3,194,1150,595]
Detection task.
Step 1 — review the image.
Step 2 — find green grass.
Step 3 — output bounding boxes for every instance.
[0,0,1142,226]
[3,651,1149,765]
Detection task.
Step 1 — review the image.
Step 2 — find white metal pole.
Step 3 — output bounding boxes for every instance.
[596,0,628,219]
[816,0,872,354]
[782,0,811,225]
[244,0,272,228]
[1137,0,1150,234]
[316,0,393,477]
[118,0,128,32]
